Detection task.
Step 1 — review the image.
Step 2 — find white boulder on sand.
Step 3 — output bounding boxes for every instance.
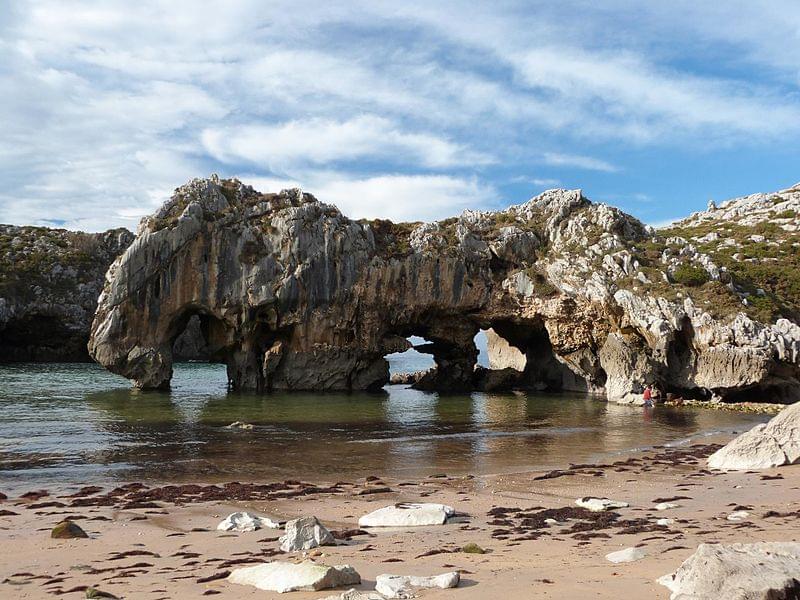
[575,497,629,512]
[375,572,460,598]
[358,503,455,527]
[217,512,281,532]
[228,561,360,593]
[708,401,800,470]
[279,516,336,552]
[606,547,647,563]
[319,589,385,600]
[658,542,800,600]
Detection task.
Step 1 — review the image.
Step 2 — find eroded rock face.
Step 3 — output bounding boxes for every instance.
[88,176,800,401]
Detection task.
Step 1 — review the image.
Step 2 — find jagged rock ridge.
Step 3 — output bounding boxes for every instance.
[88,176,800,403]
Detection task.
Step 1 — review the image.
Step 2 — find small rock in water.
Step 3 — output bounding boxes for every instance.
[228,561,360,593]
[217,511,281,532]
[279,516,336,552]
[727,510,750,522]
[606,547,647,563]
[575,497,629,512]
[658,542,800,599]
[375,572,460,598]
[655,502,681,511]
[358,503,455,527]
[461,542,486,554]
[227,421,254,430]
[51,520,89,539]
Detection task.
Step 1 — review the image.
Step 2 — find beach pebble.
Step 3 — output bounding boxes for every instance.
[726,510,750,522]
[228,561,360,593]
[461,542,486,554]
[227,421,254,430]
[657,518,675,526]
[319,589,384,600]
[358,503,455,527]
[375,572,460,598]
[217,512,281,532]
[51,520,89,539]
[575,497,629,512]
[655,502,681,511]
[606,547,647,563]
[279,516,336,552]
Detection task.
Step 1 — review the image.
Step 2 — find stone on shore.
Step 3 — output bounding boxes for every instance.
[708,402,800,470]
[575,497,629,512]
[228,561,360,593]
[606,547,646,563]
[375,572,460,598]
[51,520,88,539]
[658,542,800,600]
[655,502,681,511]
[319,589,385,600]
[227,421,254,430]
[279,516,336,552]
[358,503,455,527]
[726,510,750,522]
[217,511,281,532]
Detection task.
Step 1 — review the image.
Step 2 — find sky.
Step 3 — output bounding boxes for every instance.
[1,1,799,232]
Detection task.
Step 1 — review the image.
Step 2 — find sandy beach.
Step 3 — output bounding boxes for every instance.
[2,435,799,599]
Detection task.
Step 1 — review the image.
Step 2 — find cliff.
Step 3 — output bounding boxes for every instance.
[87,176,800,403]
[0,225,134,361]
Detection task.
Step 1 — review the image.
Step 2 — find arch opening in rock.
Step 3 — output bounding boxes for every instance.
[385,335,436,385]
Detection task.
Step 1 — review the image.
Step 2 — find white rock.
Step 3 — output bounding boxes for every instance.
[606,547,647,563]
[227,421,254,430]
[358,503,455,528]
[217,512,281,532]
[279,516,336,552]
[375,572,460,598]
[658,542,800,600]
[708,402,800,470]
[657,518,675,526]
[655,502,681,511]
[727,510,750,522]
[228,561,360,593]
[319,589,385,600]
[575,497,629,512]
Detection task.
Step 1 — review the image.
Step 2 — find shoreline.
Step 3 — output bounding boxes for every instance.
[3,433,800,599]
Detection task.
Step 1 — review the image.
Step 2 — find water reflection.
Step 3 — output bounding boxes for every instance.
[0,362,769,492]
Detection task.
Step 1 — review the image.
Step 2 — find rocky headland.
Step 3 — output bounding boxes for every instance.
[81,175,800,404]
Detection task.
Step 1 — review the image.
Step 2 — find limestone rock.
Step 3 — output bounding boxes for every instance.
[658,542,800,600]
[358,503,455,527]
[575,497,629,512]
[606,547,646,563]
[655,502,681,511]
[51,520,88,539]
[228,561,360,593]
[375,572,460,598]
[279,516,336,552]
[217,512,281,532]
[708,402,800,470]
[319,590,385,600]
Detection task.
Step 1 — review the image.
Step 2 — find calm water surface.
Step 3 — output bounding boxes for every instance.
[0,359,770,493]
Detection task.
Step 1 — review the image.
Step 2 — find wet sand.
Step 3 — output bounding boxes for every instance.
[3,438,800,599]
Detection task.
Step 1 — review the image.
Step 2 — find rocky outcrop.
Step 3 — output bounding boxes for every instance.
[707,401,800,469]
[0,224,134,361]
[88,176,800,402]
[658,542,800,599]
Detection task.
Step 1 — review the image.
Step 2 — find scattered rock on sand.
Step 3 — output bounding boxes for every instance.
[658,542,800,600]
[227,421,254,430]
[707,402,800,470]
[358,503,455,527]
[605,547,647,563]
[575,497,629,512]
[217,511,281,532]
[320,589,385,600]
[51,520,88,539]
[228,561,360,593]
[655,502,681,511]
[375,572,460,598]
[85,588,119,599]
[656,518,675,526]
[462,542,486,554]
[279,516,336,552]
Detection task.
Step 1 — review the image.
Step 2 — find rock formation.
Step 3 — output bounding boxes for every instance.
[88,175,800,402]
[0,224,133,361]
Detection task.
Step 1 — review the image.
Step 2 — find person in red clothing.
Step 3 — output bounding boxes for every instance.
[643,385,653,407]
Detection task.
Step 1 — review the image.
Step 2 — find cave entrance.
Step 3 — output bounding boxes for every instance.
[479,319,592,393]
[168,310,233,389]
[385,335,436,385]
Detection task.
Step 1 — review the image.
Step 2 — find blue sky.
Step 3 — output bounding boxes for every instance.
[1,1,799,231]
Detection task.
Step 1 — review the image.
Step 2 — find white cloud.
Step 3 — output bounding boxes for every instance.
[542,153,619,173]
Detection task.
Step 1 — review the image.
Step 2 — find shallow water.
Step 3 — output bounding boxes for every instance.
[0,361,769,493]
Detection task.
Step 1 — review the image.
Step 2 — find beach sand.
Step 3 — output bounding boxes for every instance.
[2,438,800,599]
